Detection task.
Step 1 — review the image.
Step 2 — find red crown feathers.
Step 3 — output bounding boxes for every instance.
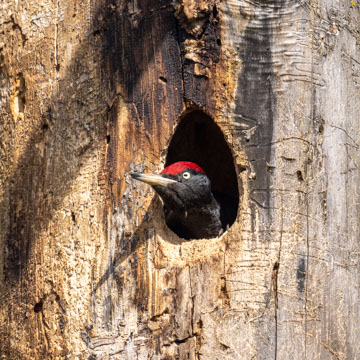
[161,161,205,175]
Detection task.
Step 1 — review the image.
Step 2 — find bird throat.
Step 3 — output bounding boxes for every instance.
[163,197,222,240]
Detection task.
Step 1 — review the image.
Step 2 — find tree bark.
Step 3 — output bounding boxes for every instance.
[1,0,360,359]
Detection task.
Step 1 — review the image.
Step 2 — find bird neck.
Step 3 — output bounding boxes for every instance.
[164,197,222,239]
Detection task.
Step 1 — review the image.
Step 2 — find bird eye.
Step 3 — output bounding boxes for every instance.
[182,171,191,180]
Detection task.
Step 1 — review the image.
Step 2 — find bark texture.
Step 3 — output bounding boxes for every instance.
[1,0,360,359]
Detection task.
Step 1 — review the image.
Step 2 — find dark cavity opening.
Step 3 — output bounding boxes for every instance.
[165,110,239,237]
[34,300,43,313]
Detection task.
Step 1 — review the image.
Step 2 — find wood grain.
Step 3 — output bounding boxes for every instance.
[0,0,359,359]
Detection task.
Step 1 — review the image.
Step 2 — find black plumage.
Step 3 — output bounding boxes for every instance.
[131,161,235,240]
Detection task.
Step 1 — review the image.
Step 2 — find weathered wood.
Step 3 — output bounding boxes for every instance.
[1,0,360,359]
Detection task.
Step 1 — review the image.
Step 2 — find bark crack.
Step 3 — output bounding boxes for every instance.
[305,4,317,357]
[273,260,280,360]
[320,341,343,360]
[304,189,310,359]
[54,0,60,73]
[5,15,28,46]
[174,333,199,345]
[220,238,230,309]
[187,266,202,359]
[188,266,194,336]
[175,18,186,104]
[330,125,360,149]
[274,195,284,360]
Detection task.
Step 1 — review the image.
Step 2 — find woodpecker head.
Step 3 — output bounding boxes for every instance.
[130,161,214,213]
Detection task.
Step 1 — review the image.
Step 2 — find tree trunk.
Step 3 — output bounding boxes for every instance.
[1,0,359,359]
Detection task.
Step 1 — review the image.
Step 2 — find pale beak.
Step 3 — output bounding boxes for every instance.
[130,173,177,187]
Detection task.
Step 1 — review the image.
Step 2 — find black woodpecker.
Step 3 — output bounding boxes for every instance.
[131,161,232,240]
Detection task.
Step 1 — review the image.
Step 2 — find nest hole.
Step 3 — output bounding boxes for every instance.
[165,110,239,235]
